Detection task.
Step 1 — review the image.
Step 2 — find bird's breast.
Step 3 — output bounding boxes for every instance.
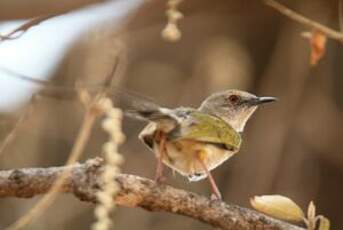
[158,139,236,180]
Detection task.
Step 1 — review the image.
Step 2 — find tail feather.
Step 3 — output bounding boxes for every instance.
[125,108,173,121]
[0,66,173,122]
[113,90,177,122]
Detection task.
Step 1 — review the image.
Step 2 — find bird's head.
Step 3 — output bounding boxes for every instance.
[199,89,277,132]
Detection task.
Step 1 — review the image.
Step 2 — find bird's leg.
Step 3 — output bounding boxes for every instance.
[196,151,222,200]
[154,132,167,183]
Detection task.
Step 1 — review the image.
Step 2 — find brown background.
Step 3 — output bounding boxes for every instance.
[0,0,342,229]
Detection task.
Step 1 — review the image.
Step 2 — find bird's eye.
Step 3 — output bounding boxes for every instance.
[227,95,240,104]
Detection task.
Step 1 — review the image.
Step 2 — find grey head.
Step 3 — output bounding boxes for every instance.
[199,89,277,132]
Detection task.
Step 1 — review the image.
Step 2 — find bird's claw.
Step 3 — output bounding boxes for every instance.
[154,175,166,184]
[210,193,222,202]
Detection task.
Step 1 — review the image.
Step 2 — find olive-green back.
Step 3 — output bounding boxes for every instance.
[171,111,242,151]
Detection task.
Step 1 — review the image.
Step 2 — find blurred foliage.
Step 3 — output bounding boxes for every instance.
[0,0,342,229]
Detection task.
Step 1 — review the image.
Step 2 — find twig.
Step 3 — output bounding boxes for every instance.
[0,158,305,230]
[92,99,125,230]
[0,102,34,156]
[263,0,343,42]
[2,55,120,229]
[339,0,343,32]
[0,14,58,42]
[6,103,99,230]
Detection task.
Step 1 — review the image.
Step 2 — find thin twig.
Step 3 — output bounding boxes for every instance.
[263,0,343,42]
[6,106,99,230]
[5,52,121,229]
[339,0,343,32]
[0,14,58,42]
[0,158,305,230]
[0,102,34,156]
[92,101,125,230]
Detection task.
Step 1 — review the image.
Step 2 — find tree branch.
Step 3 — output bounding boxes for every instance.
[0,158,304,230]
[264,0,343,42]
[0,14,58,42]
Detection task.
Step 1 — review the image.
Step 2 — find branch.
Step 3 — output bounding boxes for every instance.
[0,14,58,42]
[0,158,304,230]
[264,0,343,42]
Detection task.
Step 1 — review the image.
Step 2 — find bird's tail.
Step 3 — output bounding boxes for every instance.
[107,90,175,122]
[120,92,172,121]
[125,108,173,121]
[0,66,172,122]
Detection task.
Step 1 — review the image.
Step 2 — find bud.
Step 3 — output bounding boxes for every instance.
[250,195,304,222]
[161,23,181,42]
[318,216,330,230]
[307,201,316,222]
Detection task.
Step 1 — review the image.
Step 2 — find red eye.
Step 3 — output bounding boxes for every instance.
[227,95,240,104]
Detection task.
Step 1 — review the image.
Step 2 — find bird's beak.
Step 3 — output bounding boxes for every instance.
[250,96,278,105]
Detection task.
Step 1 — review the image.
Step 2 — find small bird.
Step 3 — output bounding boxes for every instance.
[0,67,276,199]
[0,67,276,200]
[128,89,277,200]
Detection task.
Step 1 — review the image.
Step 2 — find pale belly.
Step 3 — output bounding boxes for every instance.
[139,122,238,181]
[153,139,236,181]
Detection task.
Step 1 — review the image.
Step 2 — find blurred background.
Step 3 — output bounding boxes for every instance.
[0,0,342,229]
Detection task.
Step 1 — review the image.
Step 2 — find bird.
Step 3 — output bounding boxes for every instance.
[127,89,277,200]
[0,67,277,199]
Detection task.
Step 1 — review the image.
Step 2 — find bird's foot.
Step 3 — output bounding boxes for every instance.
[210,193,222,202]
[154,175,167,184]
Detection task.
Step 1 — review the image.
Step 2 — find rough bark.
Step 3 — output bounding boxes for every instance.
[0,158,304,230]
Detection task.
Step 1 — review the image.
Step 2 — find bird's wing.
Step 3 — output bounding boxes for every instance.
[170,111,242,151]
